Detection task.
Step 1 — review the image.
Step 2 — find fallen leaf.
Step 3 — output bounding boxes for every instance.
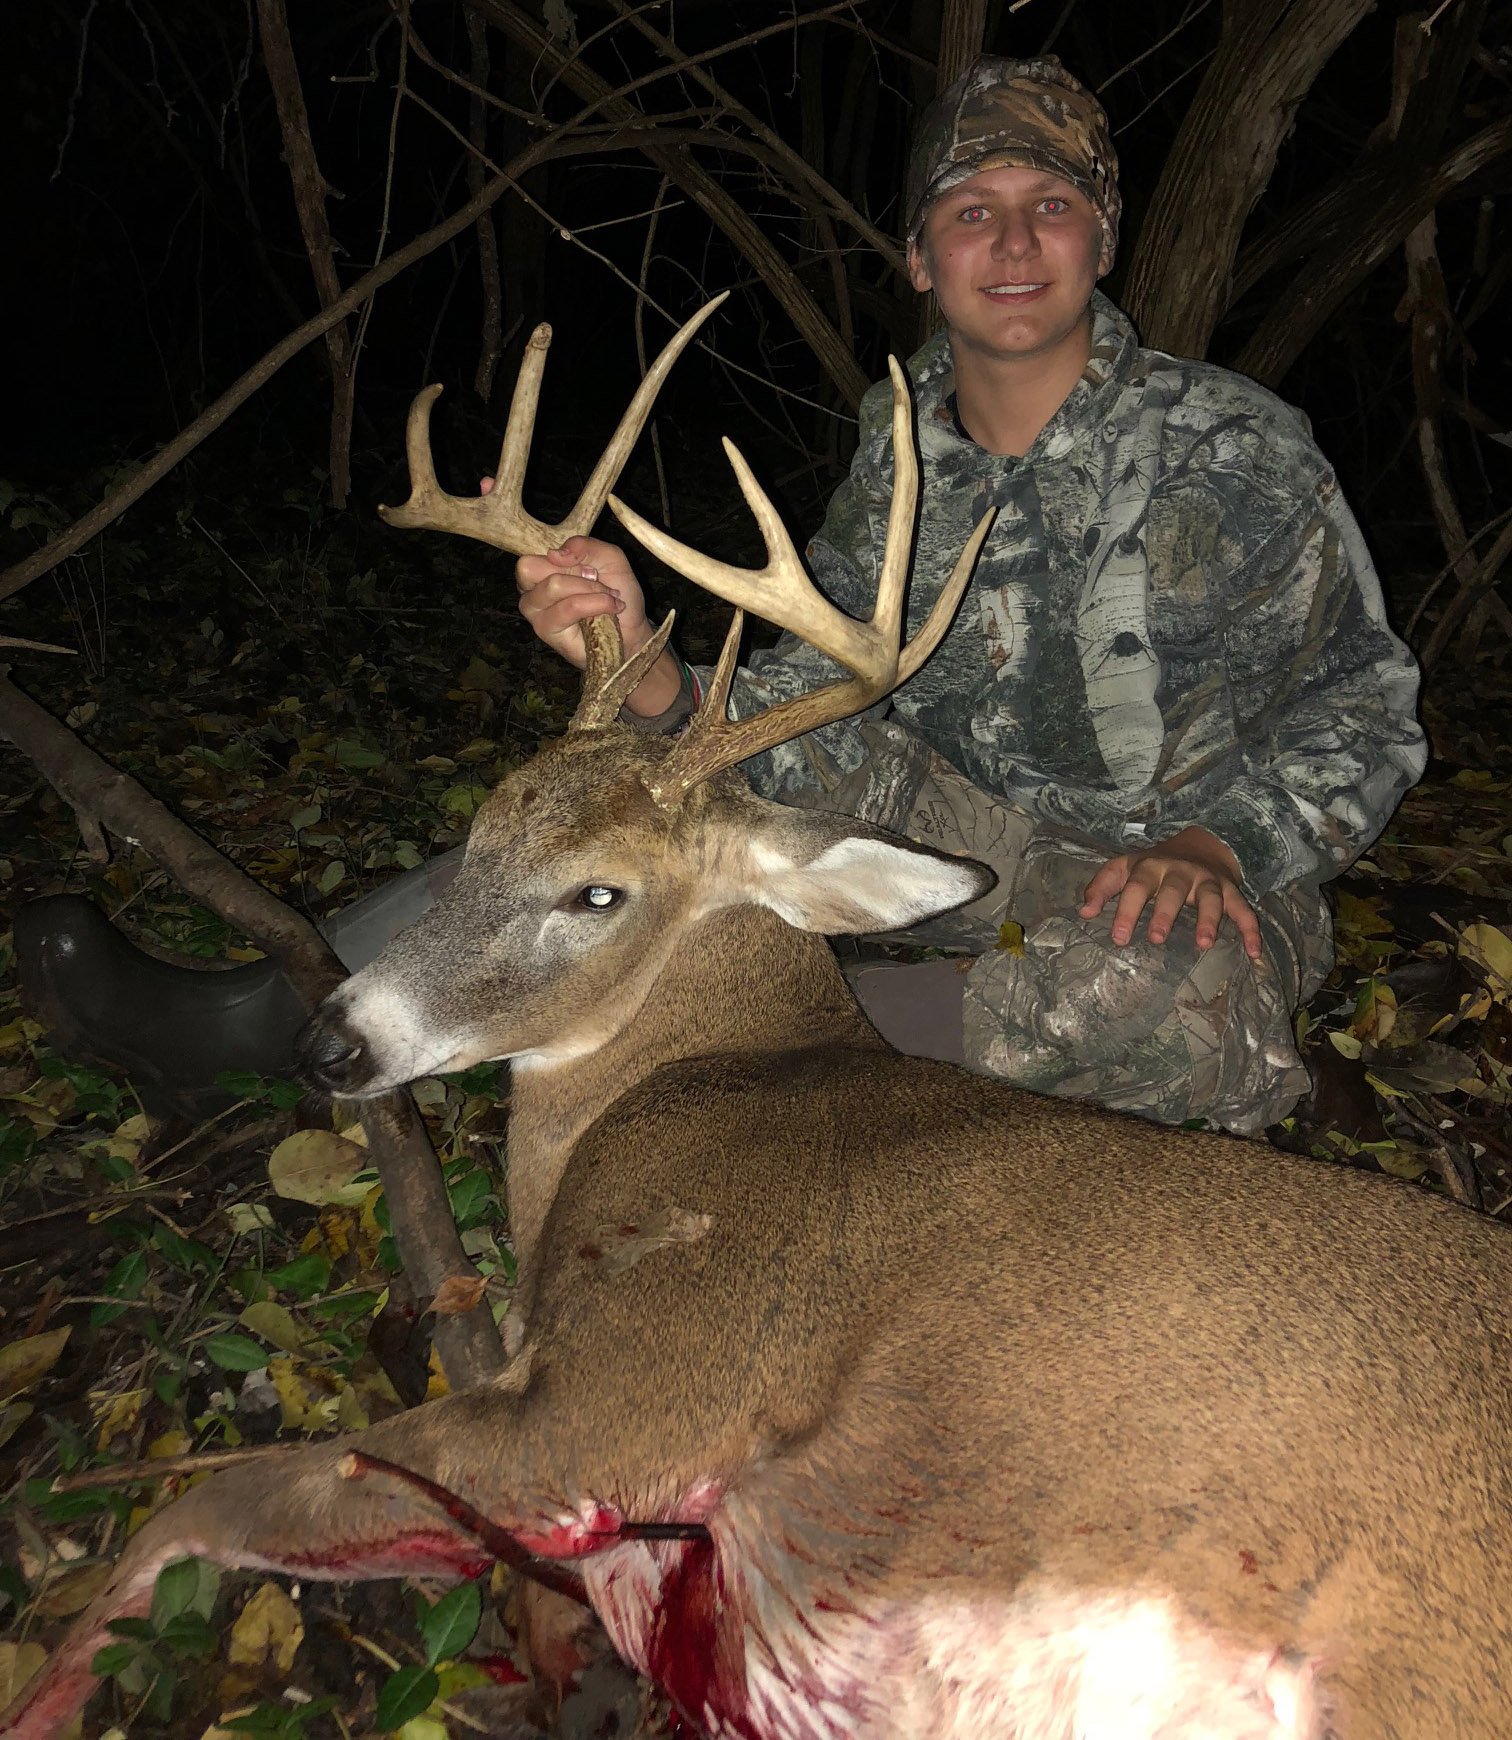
[995,919,1025,955]
[0,1401,33,1450]
[90,1387,146,1451]
[36,1560,114,1618]
[238,1301,318,1355]
[0,1643,47,1711]
[225,1202,277,1235]
[1459,922,1512,1002]
[430,1274,488,1317]
[267,1357,341,1433]
[0,1327,71,1403]
[1366,1041,1482,1097]
[267,1129,371,1205]
[227,1580,304,1673]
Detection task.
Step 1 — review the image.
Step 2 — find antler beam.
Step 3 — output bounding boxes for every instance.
[378,294,726,725]
[607,358,994,804]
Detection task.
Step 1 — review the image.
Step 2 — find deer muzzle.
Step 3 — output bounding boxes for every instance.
[294,1006,375,1096]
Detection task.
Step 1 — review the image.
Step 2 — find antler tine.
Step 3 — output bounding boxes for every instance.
[377,294,729,557]
[571,610,678,732]
[616,358,991,806]
[565,293,728,545]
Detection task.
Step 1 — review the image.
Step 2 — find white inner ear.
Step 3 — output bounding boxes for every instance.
[754,835,990,934]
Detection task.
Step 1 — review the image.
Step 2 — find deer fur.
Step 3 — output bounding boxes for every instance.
[5,720,1512,1740]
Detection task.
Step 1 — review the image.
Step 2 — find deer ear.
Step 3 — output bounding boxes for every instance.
[733,804,994,936]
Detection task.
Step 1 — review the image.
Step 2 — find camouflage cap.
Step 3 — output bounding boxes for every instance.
[905,56,1120,269]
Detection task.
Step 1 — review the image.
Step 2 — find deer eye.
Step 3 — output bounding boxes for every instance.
[575,885,622,911]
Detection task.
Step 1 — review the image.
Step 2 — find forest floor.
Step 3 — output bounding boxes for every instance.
[1,444,1511,1739]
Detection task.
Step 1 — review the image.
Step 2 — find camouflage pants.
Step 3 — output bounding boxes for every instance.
[816,722,1332,1136]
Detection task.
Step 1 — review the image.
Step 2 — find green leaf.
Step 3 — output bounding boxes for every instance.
[150,1558,202,1627]
[106,1617,158,1641]
[447,1063,503,1096]
[420,1581,482,1665]
[156,1611,218,1656]
[92,1249,149,1326]
[447,1170,492,1228]
[203,1333,269,1372]
[375,1665,439,1731]
[144,1664,178,1720]
[150,1556,220,1628]
[35,1488,114,1524]
[333,738,386,771]
[215,1068,267,1098]
[266,1252,331,1299]
[90,1642,138,1677]
[153,1222,215,1273]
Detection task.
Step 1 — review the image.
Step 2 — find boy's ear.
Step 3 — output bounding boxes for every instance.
[906,239,933,295]
[723,800,994,937]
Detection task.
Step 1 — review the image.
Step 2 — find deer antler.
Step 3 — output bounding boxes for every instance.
[378,294,726,726]
[608,357,994,806]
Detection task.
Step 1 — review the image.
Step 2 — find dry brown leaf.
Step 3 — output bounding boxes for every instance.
[36,1560,114,1618]
[430,1274,488,1317]
[0,1327,71,1403]
[267,1129,370,1206]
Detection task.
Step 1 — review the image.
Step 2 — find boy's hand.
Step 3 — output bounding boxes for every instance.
[513,534,652,671]
[1080,827,1262,960]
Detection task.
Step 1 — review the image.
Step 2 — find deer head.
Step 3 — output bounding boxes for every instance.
[297,299,993,1103]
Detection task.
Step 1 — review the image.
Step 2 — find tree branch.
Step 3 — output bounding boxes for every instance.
[1122,0,1375,360]
[256,0,357,508]
[0,669,504,1388]
[465,0,871,409]
[0,133,559,605]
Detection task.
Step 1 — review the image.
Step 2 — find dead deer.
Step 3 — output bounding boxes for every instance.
[6,300,1512,1740]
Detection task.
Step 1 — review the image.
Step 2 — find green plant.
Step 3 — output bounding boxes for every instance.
[89,1558,220,1721]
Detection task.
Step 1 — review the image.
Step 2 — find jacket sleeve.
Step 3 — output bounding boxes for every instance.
[1165,475,1427,898]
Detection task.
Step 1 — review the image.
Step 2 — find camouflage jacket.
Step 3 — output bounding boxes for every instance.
[725,292,1427,899]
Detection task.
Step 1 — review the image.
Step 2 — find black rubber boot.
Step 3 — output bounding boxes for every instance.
[14,896,308,1118]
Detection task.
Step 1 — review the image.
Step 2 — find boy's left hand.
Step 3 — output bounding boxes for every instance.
[1081,826,1262,960]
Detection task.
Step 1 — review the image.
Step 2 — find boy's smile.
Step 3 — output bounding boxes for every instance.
[907,164,1107,370]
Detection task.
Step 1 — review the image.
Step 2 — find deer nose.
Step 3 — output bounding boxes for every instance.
[295,1012,370,1095]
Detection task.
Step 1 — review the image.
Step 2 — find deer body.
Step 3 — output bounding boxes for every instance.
[9,723,1512,1740]
[7,307,1510,1739]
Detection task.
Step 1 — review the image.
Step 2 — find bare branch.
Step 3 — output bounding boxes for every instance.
[0,131,562,604]
[0,669,504,1387]
[255,0,356,507]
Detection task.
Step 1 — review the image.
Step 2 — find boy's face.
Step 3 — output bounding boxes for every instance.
[908,164,1106,369]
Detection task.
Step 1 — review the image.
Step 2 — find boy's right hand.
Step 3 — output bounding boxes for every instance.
[514,534,653,671]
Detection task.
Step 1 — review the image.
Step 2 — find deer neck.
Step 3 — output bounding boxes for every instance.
[504,905,877,1272]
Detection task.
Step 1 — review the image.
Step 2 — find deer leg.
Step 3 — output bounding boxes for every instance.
[0,1393,602,1740]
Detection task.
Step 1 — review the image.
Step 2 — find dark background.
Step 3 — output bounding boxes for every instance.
[3,0,1508,600]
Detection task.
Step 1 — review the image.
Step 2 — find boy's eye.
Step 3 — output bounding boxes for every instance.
[960,205,989,223]
[1040,197,1070,215]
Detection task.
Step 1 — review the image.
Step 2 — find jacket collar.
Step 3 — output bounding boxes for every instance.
[911,290,1139,466]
